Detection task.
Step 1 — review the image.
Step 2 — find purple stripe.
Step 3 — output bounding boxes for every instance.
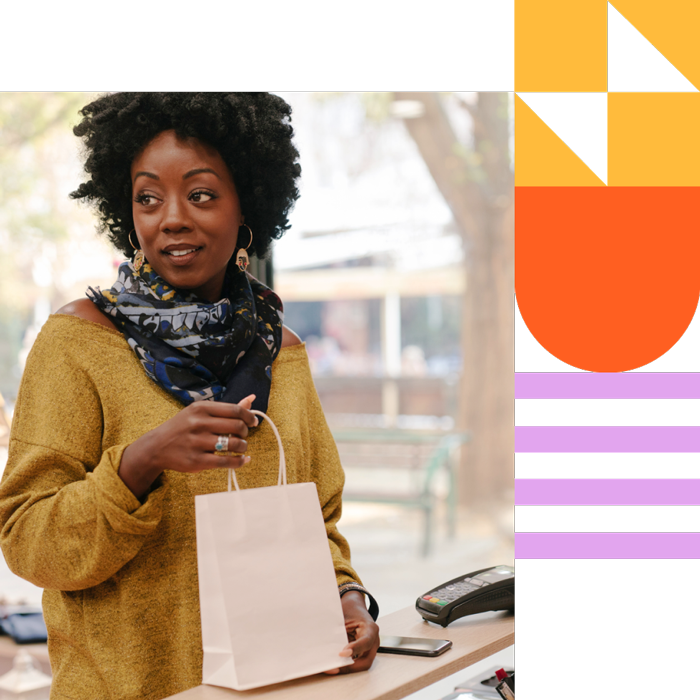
[515,373,700,399]
[515,426,700,452]
[516,479,700,505]
[515,533,700,558]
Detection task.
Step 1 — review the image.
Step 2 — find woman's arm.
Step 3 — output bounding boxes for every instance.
[56,301,258,500]
[0,326,168,590]
[0,439,167,590]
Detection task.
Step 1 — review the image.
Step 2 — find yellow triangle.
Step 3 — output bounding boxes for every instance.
[611,0,700,92]
[515,95,605,187]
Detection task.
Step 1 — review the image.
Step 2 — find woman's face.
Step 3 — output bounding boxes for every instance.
[130,129,243,303]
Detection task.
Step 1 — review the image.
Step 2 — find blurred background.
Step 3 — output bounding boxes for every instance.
[0,93,513,667]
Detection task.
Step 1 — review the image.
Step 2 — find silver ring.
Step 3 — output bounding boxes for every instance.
[214,435,230,453]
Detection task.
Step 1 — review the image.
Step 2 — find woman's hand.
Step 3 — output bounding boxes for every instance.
[325,591,380,675]
[119,394,259,498]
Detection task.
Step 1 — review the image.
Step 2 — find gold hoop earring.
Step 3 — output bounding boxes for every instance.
[128,229,145,271]
[236,224,253,272]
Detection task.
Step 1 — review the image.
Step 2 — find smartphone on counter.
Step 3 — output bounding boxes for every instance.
[378,635,452,657]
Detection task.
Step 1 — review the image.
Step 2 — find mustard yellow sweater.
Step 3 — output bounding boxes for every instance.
[0,315,361,700]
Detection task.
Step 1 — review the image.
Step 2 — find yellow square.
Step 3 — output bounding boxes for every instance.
[608,93,700,186]
[515,0,607,92]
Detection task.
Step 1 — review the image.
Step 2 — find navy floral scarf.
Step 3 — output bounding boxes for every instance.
[87,260,283,412]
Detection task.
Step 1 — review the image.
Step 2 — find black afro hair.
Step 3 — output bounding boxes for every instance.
[70,92,301,260]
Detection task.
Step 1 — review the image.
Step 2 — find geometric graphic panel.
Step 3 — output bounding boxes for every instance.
[515,4,700,692]
[514,97,605,187]
[517,93,607,184]
[607,0,700,92]
[515,0,608,92]
[515,186,700,372]
[608,93,700,186]
[608,3,698,92]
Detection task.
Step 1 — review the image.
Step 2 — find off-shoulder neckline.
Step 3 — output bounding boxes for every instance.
[46,313,306,360]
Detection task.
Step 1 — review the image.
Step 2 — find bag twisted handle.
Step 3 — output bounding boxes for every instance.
[227,410,287,492]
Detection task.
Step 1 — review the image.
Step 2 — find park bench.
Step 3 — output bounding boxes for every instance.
[331,429,470,557]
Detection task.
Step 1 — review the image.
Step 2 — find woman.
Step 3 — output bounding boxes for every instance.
[0,93,379,700]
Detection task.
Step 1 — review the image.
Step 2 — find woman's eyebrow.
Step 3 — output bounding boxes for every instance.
[133,168,221,183]
[183,168,220,180]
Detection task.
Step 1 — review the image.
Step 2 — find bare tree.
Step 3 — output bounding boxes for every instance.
[394,92,514,506]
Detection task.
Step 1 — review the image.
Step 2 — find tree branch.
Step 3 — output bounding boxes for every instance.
[454,95,478,121]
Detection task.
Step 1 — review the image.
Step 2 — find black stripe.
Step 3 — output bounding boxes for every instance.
[515,453,700,479]
[515,399,700,425]
[515,506,700,532]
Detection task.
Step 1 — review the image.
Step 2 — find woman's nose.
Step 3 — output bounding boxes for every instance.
[161,197,191,232]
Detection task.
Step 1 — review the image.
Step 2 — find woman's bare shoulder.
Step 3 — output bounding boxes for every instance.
[281,326,302,348]
[56,303,300,343]
[55,299,118,332]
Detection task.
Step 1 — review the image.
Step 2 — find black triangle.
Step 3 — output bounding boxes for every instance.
[517,92,608,184]
[608,3,697,92]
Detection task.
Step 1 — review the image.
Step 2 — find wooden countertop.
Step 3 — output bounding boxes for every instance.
[167,605,514,700]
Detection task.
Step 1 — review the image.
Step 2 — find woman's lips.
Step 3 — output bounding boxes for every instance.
[163,247,202,266]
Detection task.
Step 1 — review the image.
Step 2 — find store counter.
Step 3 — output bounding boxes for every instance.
[166,605,514,700]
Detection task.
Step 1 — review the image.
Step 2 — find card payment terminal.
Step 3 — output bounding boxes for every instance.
[416,565,514,627]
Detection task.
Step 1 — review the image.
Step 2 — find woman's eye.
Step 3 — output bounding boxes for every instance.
[135,194,157,206]
[190,190,215,203]
[134,191,215,206]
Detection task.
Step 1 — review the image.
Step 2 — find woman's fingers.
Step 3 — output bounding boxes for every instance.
[238,394,257,415]
[137,395,261,478]
[338,647,374,673]
[322,648,352,675]
[204,419,251,442]
[324,621,379,676]
[337,620,380,674]
[197,452,251,471]
[196,399,258,427]
[186,394,262,444]
[202,434,248,454]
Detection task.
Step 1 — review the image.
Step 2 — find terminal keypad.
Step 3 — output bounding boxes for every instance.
[422,577,484,606]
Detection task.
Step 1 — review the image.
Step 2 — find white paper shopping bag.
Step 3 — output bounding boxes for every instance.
[195,410,353,691]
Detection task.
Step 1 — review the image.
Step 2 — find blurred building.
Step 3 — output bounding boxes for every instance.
[274,93,467,431]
